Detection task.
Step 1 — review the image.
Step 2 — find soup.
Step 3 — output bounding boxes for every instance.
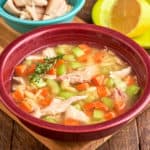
[11,44,140,125]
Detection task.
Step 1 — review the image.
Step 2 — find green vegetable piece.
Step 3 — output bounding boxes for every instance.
[63,55,76,61]
[55,46,66,55]
[73,104,81,110]
[42,116,57,123]
[59,91,75,99]
[106,78,114,88]
[70,62,82,69]
[57,64,67,75]
[72,47,84,57]
[93,109,104,120]
[47,79,60,94]
[126,85,140,97]
[101,97,114,109]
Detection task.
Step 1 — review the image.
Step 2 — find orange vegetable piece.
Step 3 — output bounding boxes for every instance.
[78,44,92,54]
[93,52,104,63]
[93,101,109,111]
[77,54,88,62]
[124,75,135,86]
[64,118,81,126]
[97,85,108,97]
[92,75,105,86]
[76,83,89,91]
[84,109,93,117]
[38,98,52,108]
[19,101,33,113]
[47,68,56,75]
[114,100,126,113]
[12,90,24,103]
[105,111,116,120]
[15,65,27,76]
[55,59,65,67]
[26,64,36,75]
[40,87,50,97]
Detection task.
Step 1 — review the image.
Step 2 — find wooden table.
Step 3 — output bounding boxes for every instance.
[0,1,150,150]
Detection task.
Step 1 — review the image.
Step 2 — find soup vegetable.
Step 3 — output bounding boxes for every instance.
[4,0,72,20]
[11,44,140,125]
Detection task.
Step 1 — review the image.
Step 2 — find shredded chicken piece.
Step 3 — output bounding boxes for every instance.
[40,95,87,116]
[25,55,43,60]
[13,77,25,85]
[65,106,89,123]
[42,47,56,58]
[110,67,131,79]
[43,0,71,20]
[20,10,32,20]
[4,0,21,16]
[58,65,99,84]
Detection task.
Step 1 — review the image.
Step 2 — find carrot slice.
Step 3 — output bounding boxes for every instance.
[92,75,105,86]
[15,65,27,76]
[78,44,92,54]
[55,59,65,67]
[114,100,126,113]
[64,118,81,126]
[97,85,108,97]
[93,52,104,63]
[77,54,88,62]
[19,101,33,113]
[76,83,89,91]
[47,68,56,75]
[105,111,116,120]
[12,90,24,103]
[26,64,36,75]
[124,75,135,86]
[38,98,52,108]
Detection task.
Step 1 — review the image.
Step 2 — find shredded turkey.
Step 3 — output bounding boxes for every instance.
[40,95,87,116]
[42,47,56,58]
[58,65,99,84]
[65,106,89,123]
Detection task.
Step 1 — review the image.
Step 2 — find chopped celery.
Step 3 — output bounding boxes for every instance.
[72,47,84,57]
[46,79,60,94]
[73,104,81,110]
[126,85,140,97]
[55,46,66,55]
[93,109,104,120]
[63,55,76,61]
[61,81,77,92]
[101,97,114,109]
[42,116,57,123]
[58,90,75,99]
[70,62,82,69]
[56,64,67,75]
[106,78,114,88]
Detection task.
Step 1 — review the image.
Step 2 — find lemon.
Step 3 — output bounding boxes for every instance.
[92,0,150,38]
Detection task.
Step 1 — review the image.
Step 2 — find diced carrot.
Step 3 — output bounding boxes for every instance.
[92,75,105,86]
[76,83,89,91]
[26,64,36,75]
[77,54,88,62]
[64,118,81,126]
[55,59,65,67]
[38,97,52,108]
[93,101,109,111]
[15,65,27,76]
[78,44,92,54]
[105,111,116,120]
[47,68,56,75]
[11,90,24,103]
[40,87,50,97]
[83,102,95,111]
[84,109,93,117]
[114,100,126,113]
[97,85,108,97]
[19,101,33,113]
[93,52,104,63]
[124,75,135,86]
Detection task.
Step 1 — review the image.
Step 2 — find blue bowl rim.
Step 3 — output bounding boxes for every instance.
[0,0,85,25]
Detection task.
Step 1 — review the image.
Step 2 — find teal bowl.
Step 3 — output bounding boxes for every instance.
[0,0,85,33]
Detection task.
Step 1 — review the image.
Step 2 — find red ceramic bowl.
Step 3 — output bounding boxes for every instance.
[0,24,150,141]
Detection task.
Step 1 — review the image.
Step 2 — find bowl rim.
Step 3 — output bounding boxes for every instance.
[0,0,85,25]
[0,23,150,133]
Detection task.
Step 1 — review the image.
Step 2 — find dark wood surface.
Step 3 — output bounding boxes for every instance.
[0,0,150,149]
